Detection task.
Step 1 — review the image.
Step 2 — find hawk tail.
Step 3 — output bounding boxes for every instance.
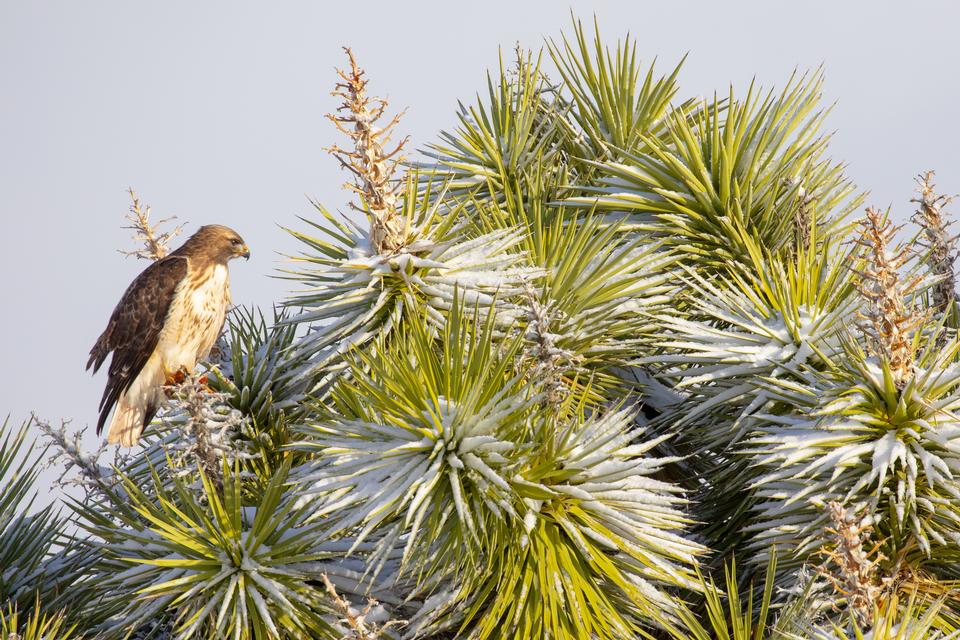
[106,397,158,446]
[104,356,166,446]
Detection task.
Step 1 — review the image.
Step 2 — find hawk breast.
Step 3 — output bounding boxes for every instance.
[155,262,231,372]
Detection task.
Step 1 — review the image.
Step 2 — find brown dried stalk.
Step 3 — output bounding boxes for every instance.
[853,208,924,389]
[794,186,814,255]
[785,177,815,255]
[819,503,957,628]
[163,372,247,490]
[522,283,573,406]
[819,501,889,629]
[120,188,183,261]
[911,170,958,319]
[326,48,410,253]
[321,574,403,639]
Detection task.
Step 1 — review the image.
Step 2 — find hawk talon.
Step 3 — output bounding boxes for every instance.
[164,367,189,387]
[197,374,215,394]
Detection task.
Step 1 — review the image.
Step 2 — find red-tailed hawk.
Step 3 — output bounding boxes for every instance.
[87,225,249,446]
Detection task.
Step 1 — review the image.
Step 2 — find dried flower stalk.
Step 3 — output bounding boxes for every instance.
[522,283,580,406]
[35,416,122,498]
[853,208,923,389]
[786,178,814,255]
[524,287,567,405]
[321,573,403,639]
[819,501,889,629]
[911,170,958,319]
[120,188,183,261]
[160,372,249,487]
[326,48,410,253]
[794,198,812,254]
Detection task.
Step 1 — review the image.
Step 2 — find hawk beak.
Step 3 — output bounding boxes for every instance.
[241,245,250,260]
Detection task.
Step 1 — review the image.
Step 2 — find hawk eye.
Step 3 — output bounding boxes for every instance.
[231,238,242,245]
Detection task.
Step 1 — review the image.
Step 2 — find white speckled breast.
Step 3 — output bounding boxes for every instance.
[157,262,231,373]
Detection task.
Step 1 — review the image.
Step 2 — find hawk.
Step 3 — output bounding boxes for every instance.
[87,225,249,446]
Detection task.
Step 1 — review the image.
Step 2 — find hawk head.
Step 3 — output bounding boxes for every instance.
[185,224,250,263]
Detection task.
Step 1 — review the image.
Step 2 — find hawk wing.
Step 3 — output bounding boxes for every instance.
[87,255,189,435]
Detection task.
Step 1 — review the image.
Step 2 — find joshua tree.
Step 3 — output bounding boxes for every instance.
[7,17,960,640]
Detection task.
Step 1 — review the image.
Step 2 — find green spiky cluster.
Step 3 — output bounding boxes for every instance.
[9,15,960,640]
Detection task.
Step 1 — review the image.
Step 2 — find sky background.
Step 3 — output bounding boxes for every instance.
[1,1,958,472]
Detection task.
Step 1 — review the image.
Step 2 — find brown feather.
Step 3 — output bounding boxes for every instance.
[87,255,188,435]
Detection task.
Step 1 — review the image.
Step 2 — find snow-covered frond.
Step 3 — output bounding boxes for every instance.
[532,406,704,588]
[468,175,681,404]
[563,69,863,270]
[284,179,543,375]
[748,337,960,574]
[75,462,336,640]
[211,306,316,478]
[214,305,311,427]
[652,242,859,450]
[415,404,705,639]
[518,213,679,403]
[293,302,536,588]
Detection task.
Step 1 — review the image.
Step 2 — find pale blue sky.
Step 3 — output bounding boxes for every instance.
[1,1,958,454]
